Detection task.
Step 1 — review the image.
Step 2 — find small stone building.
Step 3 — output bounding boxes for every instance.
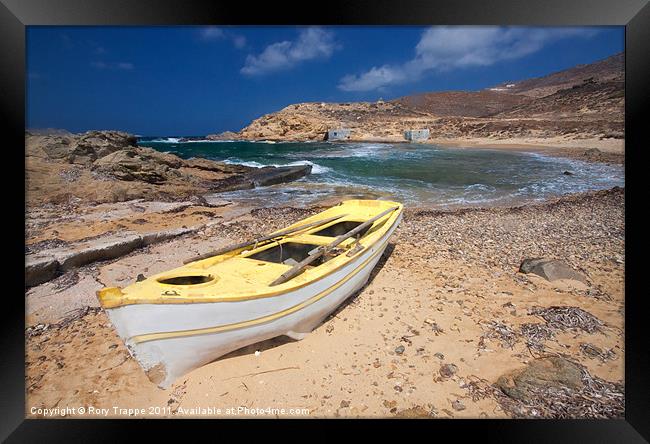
[404,129,430,142]
[326,128,351,141]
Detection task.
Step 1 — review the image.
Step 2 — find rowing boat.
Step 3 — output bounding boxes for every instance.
[96,199,403,388]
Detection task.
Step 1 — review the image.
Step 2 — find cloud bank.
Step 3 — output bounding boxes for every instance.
[241,27,338,76]
[339,27,598,92]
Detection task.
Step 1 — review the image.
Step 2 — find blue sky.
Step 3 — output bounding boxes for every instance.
[26,26,624,136]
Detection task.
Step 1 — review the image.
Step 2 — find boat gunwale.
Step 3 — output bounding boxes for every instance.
[98,202,402,309]
[130,236,393,344]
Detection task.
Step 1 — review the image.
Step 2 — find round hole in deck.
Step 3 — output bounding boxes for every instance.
[158,275,215,285]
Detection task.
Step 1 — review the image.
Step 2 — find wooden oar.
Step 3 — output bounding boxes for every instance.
[183,213,348,264]
[270,206,399,286]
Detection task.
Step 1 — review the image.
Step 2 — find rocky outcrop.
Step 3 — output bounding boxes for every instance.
[251,165,312,187]
[92,149,183,184]
[29,130,137,165]
[25,256,60,287]
[236,101,429,142]
[208,165,313,192]
[26,130,313,204]
[25,226,202,287]
[205,131,240,141]
[183,157,250,174]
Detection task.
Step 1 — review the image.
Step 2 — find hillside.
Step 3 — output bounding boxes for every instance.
[486,53,624,98]
[211,52,624,145]
[392,90,531,117]
[237,101,430,142]
[495,79,624,122]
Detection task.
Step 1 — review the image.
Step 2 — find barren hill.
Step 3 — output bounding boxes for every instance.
[212,52,624,145]
[392,90,531,117]
[487,53,623,98]
[495,79,624,122]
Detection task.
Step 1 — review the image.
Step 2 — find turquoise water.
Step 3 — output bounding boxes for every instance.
[139,138,625,209]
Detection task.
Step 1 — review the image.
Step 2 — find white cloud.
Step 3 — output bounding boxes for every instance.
[241,27,338,76]
[339,26,598,92]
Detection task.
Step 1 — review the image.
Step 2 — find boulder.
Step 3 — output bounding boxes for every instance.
[250,164,312,187]
[519,258,588,284]
[209,164,312,191]
[75,130,137,161]
[36,130,137,165]
[134,146,184,169]
[38,135,75,161]
[495,356,584,402]
[184,157,252,174]
[210,176,255,192]
[92,149,181,184]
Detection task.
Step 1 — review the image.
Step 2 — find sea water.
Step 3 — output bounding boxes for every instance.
[139,138,625,209]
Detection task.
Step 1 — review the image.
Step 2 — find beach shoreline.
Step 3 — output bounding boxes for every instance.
[428,136,624,164]
[178,135,625,165]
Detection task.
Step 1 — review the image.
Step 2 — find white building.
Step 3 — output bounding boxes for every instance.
[404,129,430,141]
[327,128,352,141]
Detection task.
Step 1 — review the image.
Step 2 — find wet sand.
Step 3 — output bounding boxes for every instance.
[428,136,624,165]
[429,135,624,153]
[25,188,624,418]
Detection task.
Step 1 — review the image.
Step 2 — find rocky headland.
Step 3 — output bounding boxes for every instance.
[207,53,624,155]
[26,130,311,206]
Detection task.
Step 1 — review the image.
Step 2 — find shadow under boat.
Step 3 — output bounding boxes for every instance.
[214,242,396,362]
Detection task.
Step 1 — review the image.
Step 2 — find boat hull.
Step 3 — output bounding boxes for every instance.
[105,212,401,388]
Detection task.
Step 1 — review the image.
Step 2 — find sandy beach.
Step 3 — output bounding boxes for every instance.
[25,184,624,419]
[427,136,625,168]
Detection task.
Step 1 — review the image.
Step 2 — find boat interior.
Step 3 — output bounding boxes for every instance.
[97,200,403,306]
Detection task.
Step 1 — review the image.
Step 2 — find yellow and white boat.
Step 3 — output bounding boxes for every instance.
[97,199,403,388]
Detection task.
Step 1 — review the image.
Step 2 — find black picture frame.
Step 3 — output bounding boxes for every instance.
[3,0,648,440]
